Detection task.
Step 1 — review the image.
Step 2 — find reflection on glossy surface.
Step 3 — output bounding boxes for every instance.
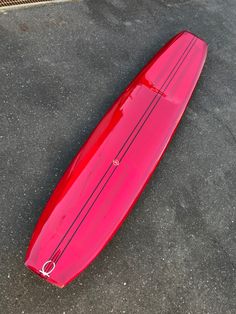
[25,31,208,288]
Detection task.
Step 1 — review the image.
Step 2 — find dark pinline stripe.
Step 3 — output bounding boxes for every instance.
[52,36,196,263]
[55,37,197,263]
[48,36,195,262]
[49,35,197,265]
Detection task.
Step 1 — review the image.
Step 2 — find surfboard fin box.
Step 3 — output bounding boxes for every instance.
[25,31,207,287]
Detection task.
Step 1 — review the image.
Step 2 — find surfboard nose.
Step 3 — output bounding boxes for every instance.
[142,31,207,92]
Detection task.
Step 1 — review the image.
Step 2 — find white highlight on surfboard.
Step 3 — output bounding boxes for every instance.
[113,159,120,166]
[39,260,56,277]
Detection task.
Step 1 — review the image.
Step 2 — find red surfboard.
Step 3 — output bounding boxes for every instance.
[25,31,207,287]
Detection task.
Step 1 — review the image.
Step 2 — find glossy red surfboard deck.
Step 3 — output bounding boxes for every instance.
[25,31,207,287]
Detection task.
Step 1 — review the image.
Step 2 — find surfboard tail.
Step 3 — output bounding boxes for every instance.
[25,31,207,288]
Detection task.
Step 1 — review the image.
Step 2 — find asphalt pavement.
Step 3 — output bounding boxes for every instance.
[0,0,236,313]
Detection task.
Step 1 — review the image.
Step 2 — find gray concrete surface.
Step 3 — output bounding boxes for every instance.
[0,0,236,313]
